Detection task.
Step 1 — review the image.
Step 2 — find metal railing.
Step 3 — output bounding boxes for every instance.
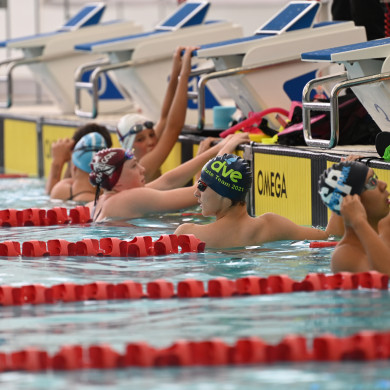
[0,51,92,108]
[0,56,34,108]
[302,70,390,148]
[195,61,294,130]
[74,53,175,119]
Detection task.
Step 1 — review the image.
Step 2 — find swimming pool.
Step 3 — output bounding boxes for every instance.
[0,178,389,390]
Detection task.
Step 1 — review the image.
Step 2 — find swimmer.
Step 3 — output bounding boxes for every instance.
[46,122,112,195]
[87,133,250,222]
[116,46,197,183]
[50,132,107,202]
[174,153,331,248]
[318,160,390,275]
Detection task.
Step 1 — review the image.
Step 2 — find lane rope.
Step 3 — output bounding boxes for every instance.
[0,270,387,307]
[0,329,389,371]
[0,234,205,257]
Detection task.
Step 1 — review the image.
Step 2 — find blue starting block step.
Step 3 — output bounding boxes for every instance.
[0,2,105,47]
[74,1,210,52]
[301,37,390,63]
[74,30,167,52]
[195,1,320,57]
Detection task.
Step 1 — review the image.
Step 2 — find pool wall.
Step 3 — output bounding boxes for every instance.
[1,113,390,228]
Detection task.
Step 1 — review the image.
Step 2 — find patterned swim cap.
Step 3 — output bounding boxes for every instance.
[71,132,107,173]
[318,161,369,215]
[89,148,134,191]
[116,114,154,151]
[200,154,252,201]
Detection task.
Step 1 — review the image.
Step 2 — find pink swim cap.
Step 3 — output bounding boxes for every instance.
[89,148,134,191]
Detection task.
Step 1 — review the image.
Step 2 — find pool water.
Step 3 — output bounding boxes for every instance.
[0,178,389,390]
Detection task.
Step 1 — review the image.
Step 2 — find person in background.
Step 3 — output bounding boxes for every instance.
[46,123,112,195]
[88,133,250,222]
[50,132,107,202]
[331,0,385,41]
[116,46,197,183]
[174,153,332,248]
[318,160,390,275]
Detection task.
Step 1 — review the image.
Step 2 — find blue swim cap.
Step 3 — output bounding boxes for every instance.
[200,154,252,201]
[72,132,107,173]
[318,161,369,215]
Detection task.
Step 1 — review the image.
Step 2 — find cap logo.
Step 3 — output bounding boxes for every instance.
[100,151,117,165]
[325,166,352,195]
[319,166,352,212]
[210,160,242,183]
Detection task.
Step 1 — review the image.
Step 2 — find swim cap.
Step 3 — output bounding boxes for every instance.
[89,148,134,191]
[116,114,154,151]
[71,132,107,173]
[318,161,369,215]
[200,153,252,201]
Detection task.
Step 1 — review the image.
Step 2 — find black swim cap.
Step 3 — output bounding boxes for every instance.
[200,154,252,201]
[318,161,369,215]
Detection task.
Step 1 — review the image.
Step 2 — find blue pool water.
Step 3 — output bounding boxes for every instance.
[0,178,389,390]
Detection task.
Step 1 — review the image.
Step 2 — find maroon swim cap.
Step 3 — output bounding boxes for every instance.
[89,148,134,191]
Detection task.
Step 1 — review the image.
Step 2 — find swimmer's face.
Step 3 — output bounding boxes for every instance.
[114,158,145,191]
[360,168,389,220]
[195,182,231,218]
[133,129,157,159]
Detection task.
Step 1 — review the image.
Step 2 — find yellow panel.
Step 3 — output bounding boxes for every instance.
[4,119,38,176]
[42,124,119,178]
[161,142,182,174]
[376,167,390,185]
[325,160,336,220]
[111,134,121,148]
[42,124,77,179]
[253,153,312,225]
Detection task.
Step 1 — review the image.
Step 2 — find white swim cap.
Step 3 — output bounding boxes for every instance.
[116,114,154,151]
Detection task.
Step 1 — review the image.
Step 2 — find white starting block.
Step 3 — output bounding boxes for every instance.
[301,37,390,148]
[194,1,367,130]
[0,2,143,114]
[73,0,243,123]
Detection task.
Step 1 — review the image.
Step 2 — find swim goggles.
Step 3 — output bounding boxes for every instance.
[74,145,105,154]
[363,173,378,192]
[117,121,154,143]
[197,179,208,192]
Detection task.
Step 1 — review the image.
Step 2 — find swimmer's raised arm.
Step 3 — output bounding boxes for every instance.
[154,46,186,138]
[45,138,74,195]
[99,185,198,219]
[334,194,390,275]
[148,133,250,190]
[140,47,198,183]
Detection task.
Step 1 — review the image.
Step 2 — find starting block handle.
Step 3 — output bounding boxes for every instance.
[302,72,347,149]
[303,70,390,148]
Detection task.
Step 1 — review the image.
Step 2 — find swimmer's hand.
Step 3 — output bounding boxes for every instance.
[341,154,366,162]
[340,194,367,228]
[196,137,220,156]
[51,138,75,164]
[218,132,250,155]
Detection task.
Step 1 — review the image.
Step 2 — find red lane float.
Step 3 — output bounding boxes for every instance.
[0,234,205,258]
[0,206,91,227]
[1,329,390,372]
[0,174,29,179]
[0,271,387,307]
[0,206,205,228]
[309,241,339,248]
